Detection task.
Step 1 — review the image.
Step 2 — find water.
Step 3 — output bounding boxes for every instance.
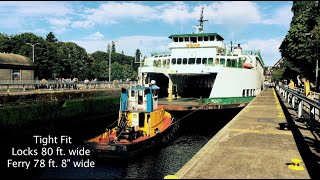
[2,108,242,179]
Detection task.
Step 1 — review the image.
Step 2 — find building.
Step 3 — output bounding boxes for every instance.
[0,53,36,81]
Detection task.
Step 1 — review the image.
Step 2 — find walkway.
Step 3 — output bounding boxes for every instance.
[174,88,310,179]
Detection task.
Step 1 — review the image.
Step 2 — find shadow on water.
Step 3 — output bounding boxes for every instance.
[2,107,242,179]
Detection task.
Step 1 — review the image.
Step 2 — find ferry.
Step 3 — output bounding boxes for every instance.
[139,5,265,105]
[85,81,179,158]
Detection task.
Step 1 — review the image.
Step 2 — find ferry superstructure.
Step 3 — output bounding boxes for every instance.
[139,5,265,105]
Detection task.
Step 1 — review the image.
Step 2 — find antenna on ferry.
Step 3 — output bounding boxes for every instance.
[195,5,208,34]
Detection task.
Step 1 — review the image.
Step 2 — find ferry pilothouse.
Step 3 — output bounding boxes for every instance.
[139,5,265,105]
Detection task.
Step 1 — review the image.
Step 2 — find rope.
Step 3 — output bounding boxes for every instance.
[169,102,210,127]
[105,119,118,130]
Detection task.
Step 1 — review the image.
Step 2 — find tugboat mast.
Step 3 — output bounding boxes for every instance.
[196,5,208,34]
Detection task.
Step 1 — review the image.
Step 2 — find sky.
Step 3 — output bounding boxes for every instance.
[0,1,293,66]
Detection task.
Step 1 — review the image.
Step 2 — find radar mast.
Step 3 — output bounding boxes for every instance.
[195,5,208,34]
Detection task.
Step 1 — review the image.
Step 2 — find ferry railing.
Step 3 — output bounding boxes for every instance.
[276,84,320,132]
[0,80,136,92]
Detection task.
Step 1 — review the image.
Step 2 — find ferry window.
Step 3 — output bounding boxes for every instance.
[177,58,182,64]
[220,58,225,65]
[188,58,195,64]
[166,59,170,66]
[183,58,195,64]
[198,36,203,41]
[227,59,231,67]
[242,90,246,97]
[209,36,215,41]
[131,90,135,97]
[190,37,197,43]
[162,59,166,67]
[202,58,207,64]
[231,59,237,67]
[246,89,250,96]
[154,60,161,67]
[184,37,189,42]
[238,58,242,68]
[173,37,178,42]
[204,36,209,41]
[253,89,255,96]
[208,58,214,65]
[251,89,254,96]
[171,58,176,65]
[196,58,201,64]
[215,58,219,64]
[178,37,183,42]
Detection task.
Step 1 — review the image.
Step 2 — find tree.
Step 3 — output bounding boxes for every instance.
[279,1,320,82]
[271,68,284,82]
[135,49,141,62]
[46,32,58,42]
[0,33,12,53]
[111,41,116,53]
[107,43,110,54]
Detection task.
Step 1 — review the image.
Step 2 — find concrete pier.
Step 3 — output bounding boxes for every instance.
[174,88,310,179]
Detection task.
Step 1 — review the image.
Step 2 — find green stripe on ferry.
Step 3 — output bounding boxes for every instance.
[199,97,255,104]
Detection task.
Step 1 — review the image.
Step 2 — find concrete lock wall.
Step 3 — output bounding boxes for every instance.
[0,96,120,128]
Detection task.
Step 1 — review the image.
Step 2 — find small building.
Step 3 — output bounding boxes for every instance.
[0,53,36,81]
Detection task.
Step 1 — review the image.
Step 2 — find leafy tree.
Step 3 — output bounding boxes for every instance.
[111,41,116,53]
[46,32,58,42]
[279,1,320,84]
[271,68,284,82]
[135,49,141,63]
[0,33,12,53]
[107,43,111,54]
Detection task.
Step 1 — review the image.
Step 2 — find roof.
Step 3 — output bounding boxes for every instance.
[0,53,35,67]
[169,33,224,40]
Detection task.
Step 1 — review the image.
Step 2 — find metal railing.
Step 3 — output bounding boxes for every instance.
[276,84,320,132]
[0,80,137,92]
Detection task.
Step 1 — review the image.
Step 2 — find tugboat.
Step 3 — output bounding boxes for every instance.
[85,80,179,158]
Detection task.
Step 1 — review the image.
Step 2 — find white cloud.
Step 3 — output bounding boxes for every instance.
[262,4,293,29]
[71,35,170,56]
[71,20,95,28]
[0,1,72,17]
[22,28,48,34]
[85,32,105,40]
[49,18,71,27]
[71,1,265,31]
[241,37,283,66]
[205,1,261,25]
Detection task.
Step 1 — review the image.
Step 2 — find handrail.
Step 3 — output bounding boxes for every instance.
[283,86,320,108]
[276,84,319,132]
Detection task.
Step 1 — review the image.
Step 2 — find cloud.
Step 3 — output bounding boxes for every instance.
[0,1,74,32]
[0,1,72,17]
[205,1,261,25]
[71,35,170,56]
[241,37,283,66]
[22,28,48,34]
[49,18,71,27]
[71,20,95,28]
[85,32,105,40]
[262,4,293,29]
[72,1,264,29]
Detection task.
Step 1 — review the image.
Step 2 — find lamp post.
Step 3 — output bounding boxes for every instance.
[108,40,117,82]
[26,42,40,63]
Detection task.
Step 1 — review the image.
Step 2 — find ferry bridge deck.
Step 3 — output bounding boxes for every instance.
[171,88,318,179]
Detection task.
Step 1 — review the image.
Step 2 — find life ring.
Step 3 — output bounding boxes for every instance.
[243,63,253,69]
